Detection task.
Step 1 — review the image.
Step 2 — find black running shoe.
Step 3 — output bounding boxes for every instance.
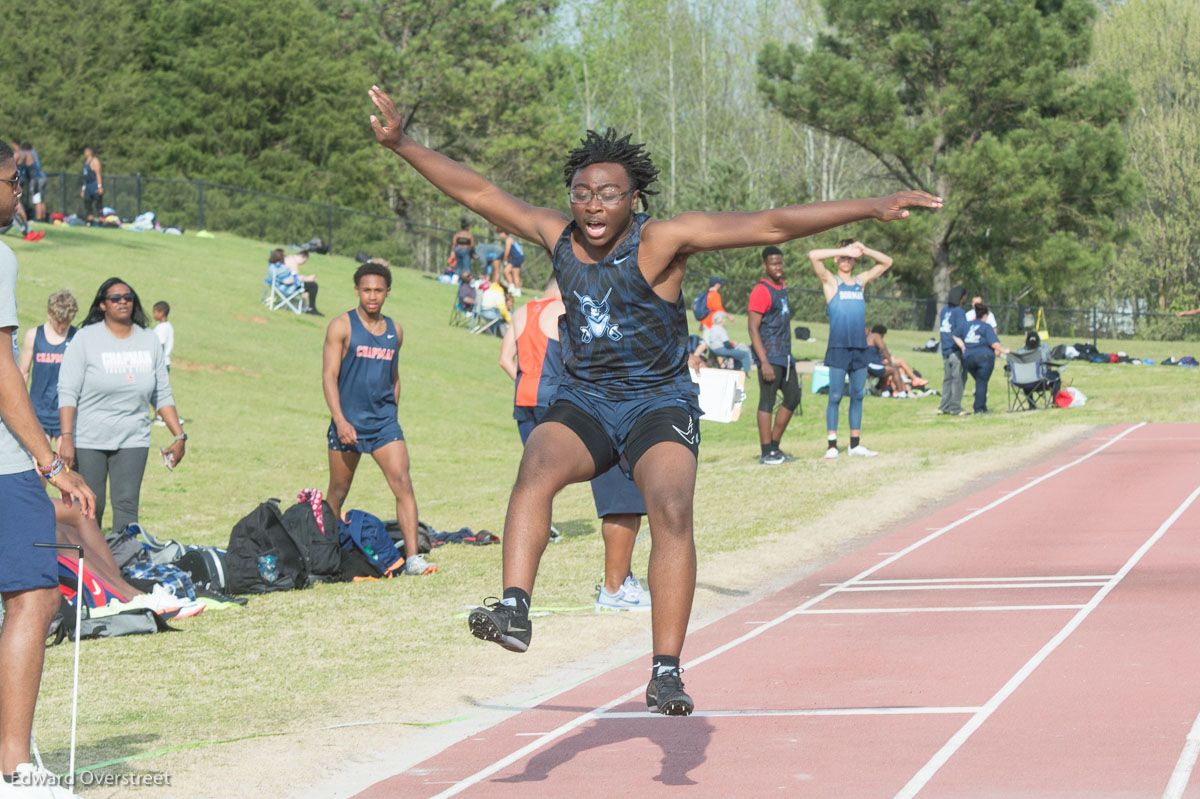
[646,667,694,716]
[468,598,531,653]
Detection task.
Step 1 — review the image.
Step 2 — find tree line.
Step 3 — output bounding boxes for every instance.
[0,0,1193,324]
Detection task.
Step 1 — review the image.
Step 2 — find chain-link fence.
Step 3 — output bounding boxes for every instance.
[683,275,1200,343]
[29,170,1200,341]
[33,171,553,288]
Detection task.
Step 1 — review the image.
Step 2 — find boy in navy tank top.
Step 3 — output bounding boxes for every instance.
[747,247,801,465]
[322,263,436,577]
[808,239,894,459]
[19,289,77,441]
[369,84,940,715]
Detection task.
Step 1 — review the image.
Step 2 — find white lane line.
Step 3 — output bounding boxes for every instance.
[839,582,1108,592]
[895,479,1200,799]
[429,424,1145,799]
[597,706,983,720]
[799,605,1085,615]
[852,576,1116,584]
[1162,710,1200,799]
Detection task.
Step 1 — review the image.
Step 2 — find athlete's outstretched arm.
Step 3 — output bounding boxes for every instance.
[322,316,357,445]
[369,86,567,252]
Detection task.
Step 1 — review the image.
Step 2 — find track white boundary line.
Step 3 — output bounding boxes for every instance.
[1162,710,1200,798]
[895,479,1200,799]
[851,575,1115,584]
[598,706,982,720]
[428,423,1144,798]
[800,605,1085,615]
[839,582,1108,592]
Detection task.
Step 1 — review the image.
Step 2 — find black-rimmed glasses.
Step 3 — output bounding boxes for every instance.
[0,176,21,194]
[568,188,632,206]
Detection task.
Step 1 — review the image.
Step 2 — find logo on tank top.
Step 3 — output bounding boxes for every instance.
[574,288,622,343]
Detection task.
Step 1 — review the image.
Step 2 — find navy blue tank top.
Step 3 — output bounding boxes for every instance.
[82,161,99,195]
[30,325,75,431]
[826,277,867,349]
[553,214,696,403]
[753,279,792,367]
[336,311,399,432]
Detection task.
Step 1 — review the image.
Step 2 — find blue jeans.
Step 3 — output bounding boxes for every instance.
[963,351,995,413]
[453,247,471,278]
[826,365,867,431]
[711,344,752,373]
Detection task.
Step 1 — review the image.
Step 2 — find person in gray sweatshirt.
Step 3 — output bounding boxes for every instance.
[58,278,187,533]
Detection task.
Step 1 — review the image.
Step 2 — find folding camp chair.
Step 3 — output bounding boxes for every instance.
[262,264,309,314]
[469,286,504,336]
[1005,349,1061,411]
[448,293,475,328]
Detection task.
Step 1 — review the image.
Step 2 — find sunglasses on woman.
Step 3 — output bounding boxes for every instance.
[106,293,135,303]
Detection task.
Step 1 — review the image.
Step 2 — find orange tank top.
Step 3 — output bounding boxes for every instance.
[515,298,558,407]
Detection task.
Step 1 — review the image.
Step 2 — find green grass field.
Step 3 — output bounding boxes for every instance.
[7,225,1199,795]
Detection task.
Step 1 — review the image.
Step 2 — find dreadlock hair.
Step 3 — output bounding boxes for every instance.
[563,129,659,212]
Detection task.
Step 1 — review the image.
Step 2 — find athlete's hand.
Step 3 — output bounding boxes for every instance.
[368,86,410,151]
[52,469,95,519]
[58,439,75,468]
[165,438,186,468]
[336,419,358,446]
[842,242,865,258]
[874,191,942,221]
[760,362,777,382]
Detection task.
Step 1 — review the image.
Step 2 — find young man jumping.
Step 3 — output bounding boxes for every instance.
[323,263,436,576]
[369,85,939,715]
[808,239,894,459]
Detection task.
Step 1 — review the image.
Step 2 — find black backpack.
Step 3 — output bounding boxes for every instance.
[176,547,229,593]
[226,500,308,594]
[281,498,343,583]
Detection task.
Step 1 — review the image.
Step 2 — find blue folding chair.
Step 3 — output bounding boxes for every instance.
[261,263,309,314]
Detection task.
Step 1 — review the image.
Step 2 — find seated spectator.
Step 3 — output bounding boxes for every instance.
[701,311,752,373]
[284,248,322,316]
[478,281,511,334]
[53,498,202,617]
[456,269,477,312]
[865,324,927,397]
[1015,330,1062,398]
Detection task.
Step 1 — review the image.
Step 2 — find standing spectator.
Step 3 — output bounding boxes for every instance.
[58,278,187,534]
[747,246,800,465]
[4,142,33,240]
[19,289,78,443]
[499,227,525,296]
[475,240,502,284]
[152,301,174,371]
[0,141,96,796]
[18,141,46,222]
[449,218,475,280]
[701,311,752,373]
[937,286,969,416]
[965,295,998,328]
[962,303,1010,414]
[700,277,727,329]
[808,239,893,458]
[80,147,103,224]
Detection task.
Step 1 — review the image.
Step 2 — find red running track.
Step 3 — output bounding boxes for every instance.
[356,422,1200,798]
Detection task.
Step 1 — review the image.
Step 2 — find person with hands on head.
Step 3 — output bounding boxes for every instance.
[58,278,185,535]
[937,286,969,416]
[962,303,1010,415]
[747,247,800,465]
[323,263,436,577]
[807,239,893,459]
[0,141,95,798]
[368,83,940,716]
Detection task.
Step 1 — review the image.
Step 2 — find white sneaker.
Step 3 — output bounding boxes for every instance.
[595,574,652,612]
[510,287,522,296]
[125,583,205,619]
[404,553,438,576]
[823,447,839,460]
[848,444,879,457]
[9,763,82,798]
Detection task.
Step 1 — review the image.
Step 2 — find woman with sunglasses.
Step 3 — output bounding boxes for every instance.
[57,278,186,533]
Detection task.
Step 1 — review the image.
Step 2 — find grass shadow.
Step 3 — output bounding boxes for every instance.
[553,518,598,540]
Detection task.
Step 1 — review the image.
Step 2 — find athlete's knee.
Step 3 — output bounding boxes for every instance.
[646,491,693,536]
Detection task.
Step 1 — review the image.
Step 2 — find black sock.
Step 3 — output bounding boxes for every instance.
[851,435,860,449]
[761,443,773,457]
[827,436,837,450]
[770,439,780,452]
[2,773,15,784]
[501,587,530,614]
[652,654,681,677]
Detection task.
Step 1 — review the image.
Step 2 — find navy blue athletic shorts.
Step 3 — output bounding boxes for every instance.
[825,346,871,373]
[327,419,405,454]
[590,463,647,517]
[0,470,57,592]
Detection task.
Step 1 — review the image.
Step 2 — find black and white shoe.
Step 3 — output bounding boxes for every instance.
[468,598,531,653]
[646,667,694,716]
